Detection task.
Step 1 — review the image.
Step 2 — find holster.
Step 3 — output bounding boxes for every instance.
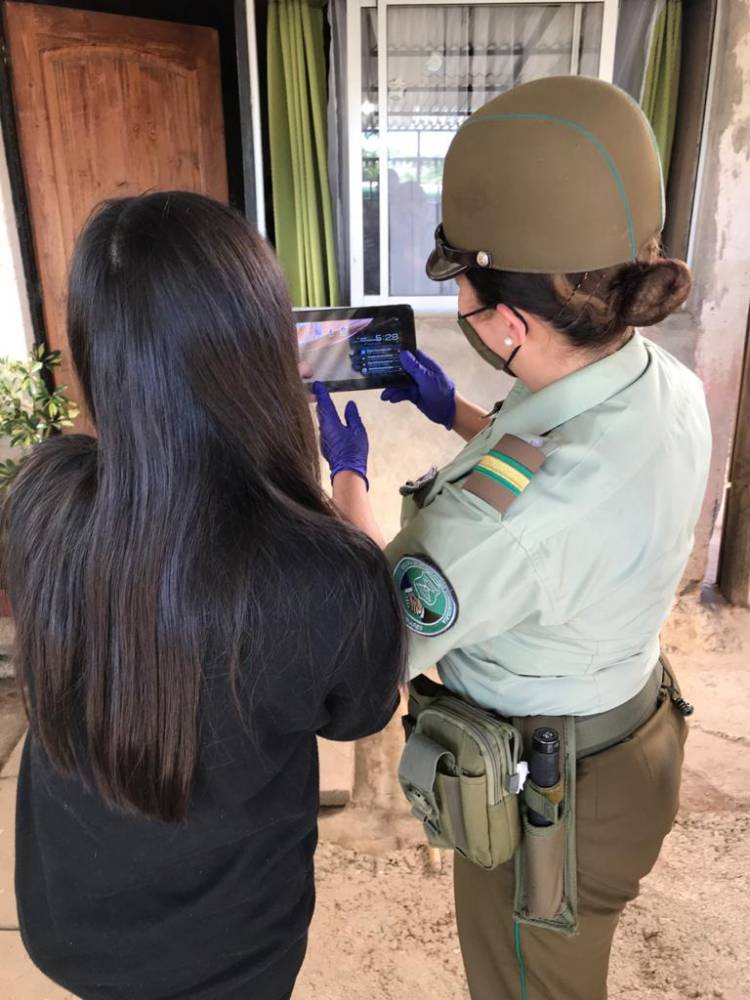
[512,714,578,936]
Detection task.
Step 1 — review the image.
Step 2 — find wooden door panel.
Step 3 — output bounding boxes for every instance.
[5,2,228,409]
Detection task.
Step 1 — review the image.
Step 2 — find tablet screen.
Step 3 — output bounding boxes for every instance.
[294,305,416,392]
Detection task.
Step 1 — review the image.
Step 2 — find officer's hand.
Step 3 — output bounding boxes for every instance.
[313,382,369,488]
[381,350,456,430]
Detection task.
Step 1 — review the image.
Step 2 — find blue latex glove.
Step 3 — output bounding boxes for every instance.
[313,382,369,488]
[381,350,456,430]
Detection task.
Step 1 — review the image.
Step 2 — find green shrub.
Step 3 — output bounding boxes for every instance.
[0,346,79,489]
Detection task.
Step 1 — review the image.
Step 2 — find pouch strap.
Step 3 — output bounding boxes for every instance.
[523,782,562,825]
[398,732,456,831]
[440,773,470,855]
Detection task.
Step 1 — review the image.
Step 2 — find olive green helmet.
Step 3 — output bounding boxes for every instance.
[426,75,664,279]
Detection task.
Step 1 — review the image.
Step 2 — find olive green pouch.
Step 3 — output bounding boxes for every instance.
[399,675,523,869]
[512,715,578,935]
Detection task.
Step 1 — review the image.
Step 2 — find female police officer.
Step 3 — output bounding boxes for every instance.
[315,76,711,1000]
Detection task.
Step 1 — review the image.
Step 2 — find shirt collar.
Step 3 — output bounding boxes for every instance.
[492,332,651,437]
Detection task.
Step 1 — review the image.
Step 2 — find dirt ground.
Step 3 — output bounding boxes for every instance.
[295,596,750,1000]
[0,597,747,999]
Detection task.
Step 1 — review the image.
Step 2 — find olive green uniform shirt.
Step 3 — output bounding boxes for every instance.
[385,333,711,717]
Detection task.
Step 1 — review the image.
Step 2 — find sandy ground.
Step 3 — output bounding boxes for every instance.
[0,597,746,999]
[293,596,750,1000]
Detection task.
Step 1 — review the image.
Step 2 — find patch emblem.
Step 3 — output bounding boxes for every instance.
[394,556,458,637]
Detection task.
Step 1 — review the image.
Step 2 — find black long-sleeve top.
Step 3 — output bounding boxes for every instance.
[15,541,403,1000]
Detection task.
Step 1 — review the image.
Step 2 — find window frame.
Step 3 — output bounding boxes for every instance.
[346,0,620,312]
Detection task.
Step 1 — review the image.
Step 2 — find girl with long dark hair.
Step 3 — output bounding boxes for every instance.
[3,191,405,1000]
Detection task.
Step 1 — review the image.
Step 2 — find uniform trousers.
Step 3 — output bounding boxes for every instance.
[454,692,687,1000]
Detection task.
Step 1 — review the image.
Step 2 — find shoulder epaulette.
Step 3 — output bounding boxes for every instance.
[462,433,545,513]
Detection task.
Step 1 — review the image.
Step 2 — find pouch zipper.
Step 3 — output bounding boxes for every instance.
[419,701,520,806]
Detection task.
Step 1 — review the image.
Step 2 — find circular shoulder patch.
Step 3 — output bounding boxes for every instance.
[393,556,458,637]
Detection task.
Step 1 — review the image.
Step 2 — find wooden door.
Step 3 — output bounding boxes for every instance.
[5,1,229,414]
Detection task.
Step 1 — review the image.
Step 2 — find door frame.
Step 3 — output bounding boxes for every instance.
[0,0,264,355]
[0,19,46,357]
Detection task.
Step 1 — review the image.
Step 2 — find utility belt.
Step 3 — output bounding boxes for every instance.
[399,659,684,935]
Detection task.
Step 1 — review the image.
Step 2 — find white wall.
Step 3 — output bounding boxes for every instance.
[680,0,750,584]
[0,130,34,361]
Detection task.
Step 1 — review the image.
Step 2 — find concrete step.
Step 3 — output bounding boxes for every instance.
[318,738,355,807]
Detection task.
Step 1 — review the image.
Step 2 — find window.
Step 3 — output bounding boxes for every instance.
[347,0,619,309]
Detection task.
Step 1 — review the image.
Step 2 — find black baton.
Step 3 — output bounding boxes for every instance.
[527,726,560,827]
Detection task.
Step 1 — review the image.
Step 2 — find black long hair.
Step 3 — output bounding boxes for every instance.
[3,192,404,821]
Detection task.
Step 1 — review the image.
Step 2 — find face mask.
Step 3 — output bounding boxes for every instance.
[457,307,525,377]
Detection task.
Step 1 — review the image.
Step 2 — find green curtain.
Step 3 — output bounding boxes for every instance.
[267,0,340,307]
[641,0,682,178]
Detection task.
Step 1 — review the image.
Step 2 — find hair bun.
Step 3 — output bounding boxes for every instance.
[614,257,692,327]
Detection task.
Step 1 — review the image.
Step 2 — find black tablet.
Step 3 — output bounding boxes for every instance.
[294,304,416,392]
